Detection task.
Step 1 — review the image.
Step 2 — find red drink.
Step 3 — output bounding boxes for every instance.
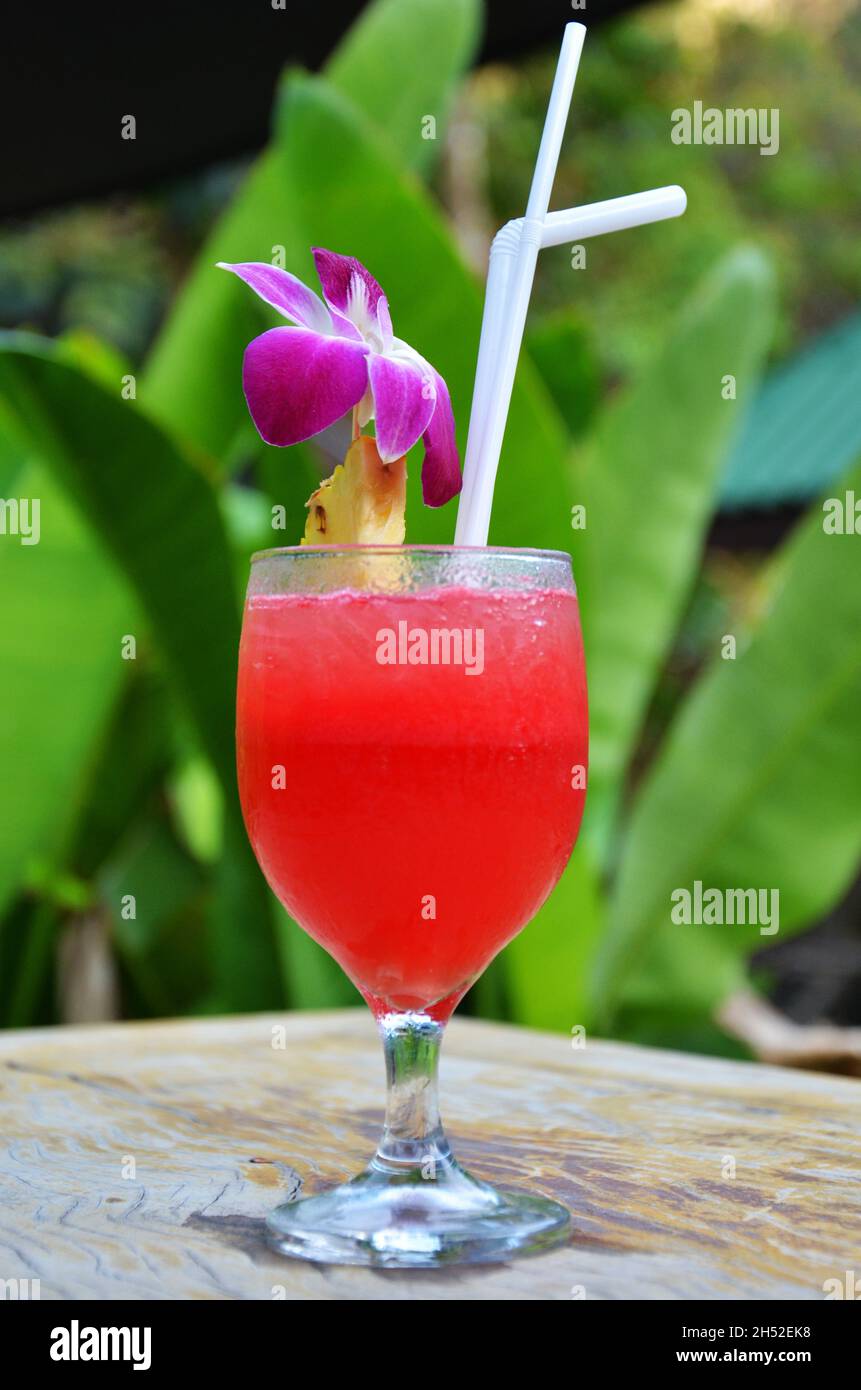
[237,571,587,1017]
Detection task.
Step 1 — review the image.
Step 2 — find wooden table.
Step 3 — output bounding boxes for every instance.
[1,1010,858,1300]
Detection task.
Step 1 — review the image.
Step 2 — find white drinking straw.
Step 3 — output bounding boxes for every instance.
[454,24,687,546]
[540,184,687,248]
[456,188,686,543]
[454,22,585,547]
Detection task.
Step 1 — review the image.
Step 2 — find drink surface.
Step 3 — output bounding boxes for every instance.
[237,584,588,1016]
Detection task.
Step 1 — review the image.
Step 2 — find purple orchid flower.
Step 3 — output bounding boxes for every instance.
[217,249,461,506]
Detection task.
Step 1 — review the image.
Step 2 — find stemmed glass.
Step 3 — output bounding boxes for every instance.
[236,545,588,1266]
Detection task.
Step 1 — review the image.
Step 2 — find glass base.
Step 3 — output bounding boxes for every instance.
[266,1157,571,1268]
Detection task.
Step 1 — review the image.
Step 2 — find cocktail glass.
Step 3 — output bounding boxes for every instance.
[237,544,588,1266]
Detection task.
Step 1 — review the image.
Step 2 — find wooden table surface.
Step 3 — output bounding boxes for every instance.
[1,1009,859,1301]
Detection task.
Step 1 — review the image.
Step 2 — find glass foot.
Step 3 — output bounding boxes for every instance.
[266,1158,571,1268]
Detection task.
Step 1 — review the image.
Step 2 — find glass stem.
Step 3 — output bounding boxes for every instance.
[372,1012,454,1178]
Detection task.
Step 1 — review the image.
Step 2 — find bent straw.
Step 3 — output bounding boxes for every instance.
[454,27,687,545]
[455,187,687,545]
[455,21,586,546]
[541,184,687,248]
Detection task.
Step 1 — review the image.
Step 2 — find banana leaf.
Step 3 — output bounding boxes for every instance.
[596,460,861,1021]
[578,249,776,860]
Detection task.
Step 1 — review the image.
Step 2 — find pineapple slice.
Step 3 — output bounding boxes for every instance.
[301,435,406,545]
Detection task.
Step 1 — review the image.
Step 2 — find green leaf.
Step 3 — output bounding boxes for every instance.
[467,955,510,1022]
[618,923,745,1021]
[254,439,322,542]
[0,335,238,788]
[56,328,132,391]
[0,461,130,924]
[502,842,604,1033]
[579,249,776,855]
[525,313,601,439]
[277,912,360,1011]
[142,148,305,457]
[143,0,480,460]
[209,816,284,1012]
[0,335,283,1009]
[220,481,278,559]
[68,670,174,880]
[327,0,482,172]
[168,753,224,866]
[101,814,209,1016]
[595,460,861,1019]
[102,817,205,960]
[1,901,59,1027]
[275,70,573,550]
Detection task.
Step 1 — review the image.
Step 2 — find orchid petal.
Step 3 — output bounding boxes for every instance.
[242,327,369,448]
[368,352,436,463]
[217,261,332,333]
[329,308,365,344]
[376,296,394,352]
[312,248,385,337]
[421,371,462,506]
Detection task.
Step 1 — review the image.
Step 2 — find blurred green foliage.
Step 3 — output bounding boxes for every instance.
[0,0,859,1050]
[477,2,861,375]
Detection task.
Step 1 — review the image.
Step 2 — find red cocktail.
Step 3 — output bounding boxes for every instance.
[237,545,587,1265]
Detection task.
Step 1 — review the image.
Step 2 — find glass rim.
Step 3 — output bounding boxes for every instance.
[250,543,573,566]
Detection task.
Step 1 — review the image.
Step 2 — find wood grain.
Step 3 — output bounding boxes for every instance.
[0,1010,859,1300]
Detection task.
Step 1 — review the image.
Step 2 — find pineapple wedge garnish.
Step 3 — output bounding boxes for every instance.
[301,434,406,545]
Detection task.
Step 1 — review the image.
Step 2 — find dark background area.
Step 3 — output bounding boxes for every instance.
[3,0,633,216]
